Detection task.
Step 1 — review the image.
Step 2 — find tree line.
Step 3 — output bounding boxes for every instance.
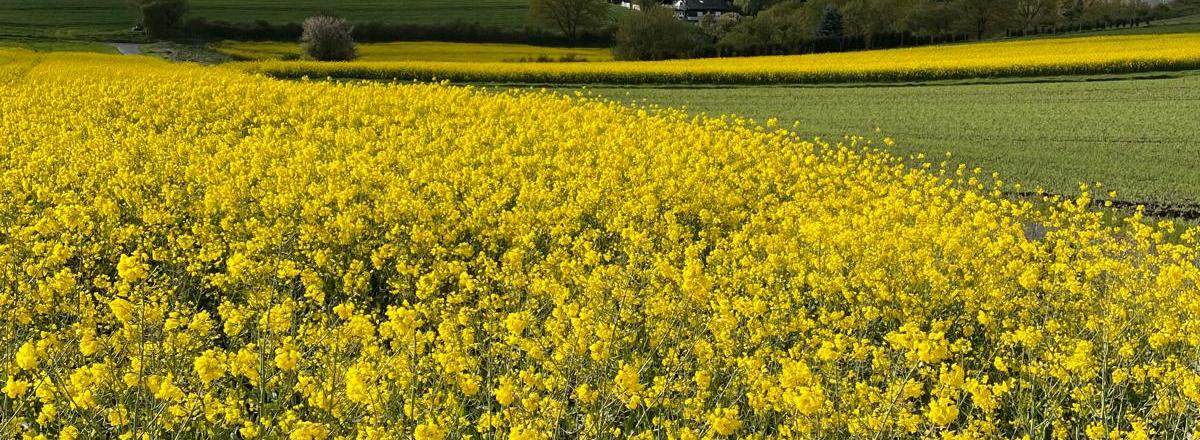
[612,0,1195,60]
[126,0,613,47]
[126,0,1196,61]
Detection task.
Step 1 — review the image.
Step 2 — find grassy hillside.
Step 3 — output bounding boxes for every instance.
[569,73,1200,208]
[0,0,530,39]
[189,0,530,28]
[1032,14,1200,38]
[0,39,117,53]
[0,0,130,39]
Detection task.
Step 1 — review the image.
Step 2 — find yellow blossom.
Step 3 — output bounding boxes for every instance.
[3,377,30,398]
[275,344,301,371]
[117,253,149,282]
[414,421,446,440]
[0,49,1195,439]
[707,407,743,436]
[16,341,39,370]
[194,350,226,385]
[926,397,959,426]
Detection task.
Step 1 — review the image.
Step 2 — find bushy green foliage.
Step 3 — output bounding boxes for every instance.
[613,5,709,61]
[719,0,1169,55]
[731,0,784,15]
[699,11,742,40]
[818,3,844,37]
[718,1,816,54]
[841,0,904,47]
[901,0,957,37]
[129,0,189,37]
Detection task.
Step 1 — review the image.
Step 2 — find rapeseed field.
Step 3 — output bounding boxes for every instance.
[242,33,1200,84]
[1,50,1198,439]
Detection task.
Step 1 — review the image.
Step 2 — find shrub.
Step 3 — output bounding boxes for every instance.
[613,5,711,61]
[130,0,189,38]
[301,15,358,61]
[717,0,813,55]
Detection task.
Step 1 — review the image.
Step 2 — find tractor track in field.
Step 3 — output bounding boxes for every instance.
[110,43,141,55]
[1010,191,1200,220]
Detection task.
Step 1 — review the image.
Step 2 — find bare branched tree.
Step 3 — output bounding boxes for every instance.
[301,16,358,61]
[530,0,610,42]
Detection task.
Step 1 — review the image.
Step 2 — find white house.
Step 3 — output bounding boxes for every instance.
[611,0,734,22]
[670,0,734,22]
[613,0,644,10]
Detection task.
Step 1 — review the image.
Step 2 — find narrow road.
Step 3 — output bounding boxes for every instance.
[111,43,142,55]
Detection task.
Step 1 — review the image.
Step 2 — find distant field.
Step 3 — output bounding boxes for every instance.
[563,73,1200,207]
[214,41,613,63]
[1033,14,1200,38]
[245,33,1200,84]
[0,0,130,39]
[1059,21,1200,36]
[1159,13,1200,25]
[189,0,530,28]
[0,39,117,53]
[0,0,530,39]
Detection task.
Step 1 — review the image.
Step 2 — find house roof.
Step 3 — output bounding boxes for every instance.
[676,0,731,10]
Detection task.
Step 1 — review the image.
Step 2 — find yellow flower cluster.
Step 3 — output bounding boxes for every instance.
[240,33,1200,84]
[1,50,1199,439]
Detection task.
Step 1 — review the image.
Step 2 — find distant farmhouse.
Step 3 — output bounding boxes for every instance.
[611,0,735,23]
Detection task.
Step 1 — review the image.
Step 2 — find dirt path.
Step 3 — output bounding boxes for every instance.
[111,43,142,55]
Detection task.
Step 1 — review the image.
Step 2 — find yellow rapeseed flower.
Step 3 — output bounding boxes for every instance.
[15,341,38,370]
[0,49,1196,439]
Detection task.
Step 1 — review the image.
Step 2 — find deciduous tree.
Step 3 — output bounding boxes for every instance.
[1015,0,1058,30]
[530,0,610,42]
[842,0,904,48]
[818,3,845,37]
[953,0,1016,39]
[128,0,189,37]
[301,15,358,61]
[902,0,957,38]
[614,4,709,60]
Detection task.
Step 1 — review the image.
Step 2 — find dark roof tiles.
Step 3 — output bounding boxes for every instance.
[676,0,732,10]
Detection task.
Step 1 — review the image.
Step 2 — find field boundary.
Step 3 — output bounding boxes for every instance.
[425,69,1200,90]
[244,58,1200,85]
[240,33,1200,85]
